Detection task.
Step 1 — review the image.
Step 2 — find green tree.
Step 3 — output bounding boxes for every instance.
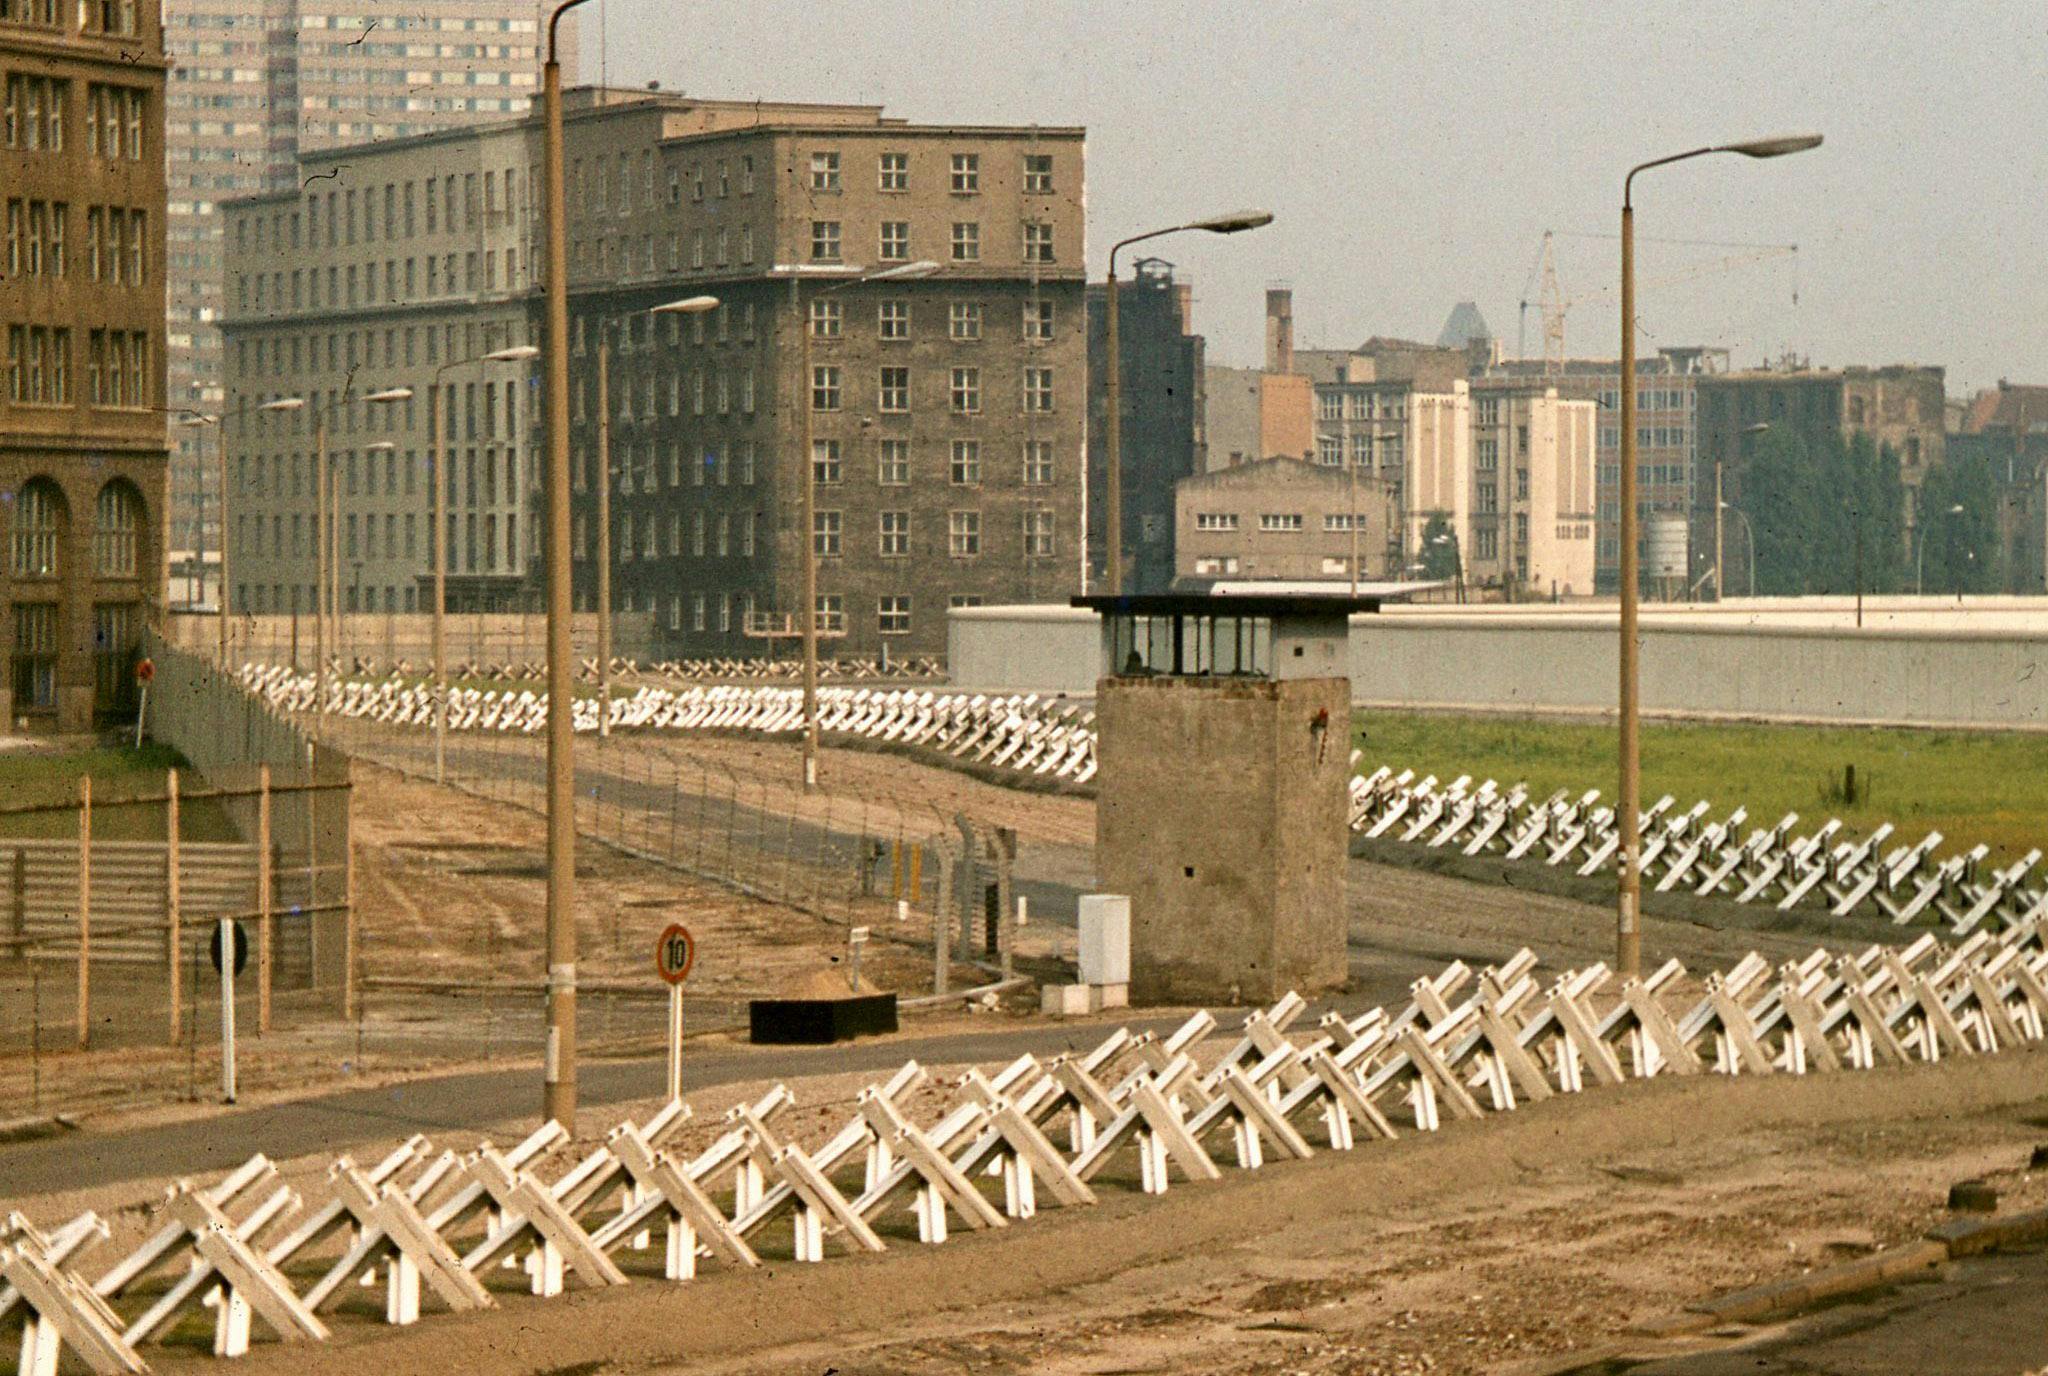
[1917,455,2001,595]
[1419,513,1459,581]
[1738,429,1908,595]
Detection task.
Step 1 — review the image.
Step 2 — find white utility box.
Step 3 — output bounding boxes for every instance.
[1078,893,1131,988]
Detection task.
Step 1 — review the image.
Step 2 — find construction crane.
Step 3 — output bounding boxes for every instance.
[1517,229,1799,373]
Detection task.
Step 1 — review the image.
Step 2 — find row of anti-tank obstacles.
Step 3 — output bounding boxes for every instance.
[240,669,1099,785]
[313,654,946,685]
[7,919,2048,1373]
[1351,764,2043,932]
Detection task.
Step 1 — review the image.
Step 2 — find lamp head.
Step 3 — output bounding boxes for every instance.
[485,345,541,361]
[1720,133,1823,159]
[1188,209,1274,235]
[178,413,217,428]
[651,295,719,314]
[365,441,397,452]
[259,397,306,412]
[865,259,941,282]
[364,387,414,403]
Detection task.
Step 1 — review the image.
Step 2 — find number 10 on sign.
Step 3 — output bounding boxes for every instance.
[654,924,696,1103]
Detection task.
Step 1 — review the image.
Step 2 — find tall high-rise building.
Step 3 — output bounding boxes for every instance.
[163,0,573,602]
[1,0,169,728]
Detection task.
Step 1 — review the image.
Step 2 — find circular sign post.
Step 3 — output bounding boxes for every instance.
[133,658,155,749]
[654,923,696,1102]
[211,918,248,1103]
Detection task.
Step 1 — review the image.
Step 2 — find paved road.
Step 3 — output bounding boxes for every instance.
[0,1016,1195,1199]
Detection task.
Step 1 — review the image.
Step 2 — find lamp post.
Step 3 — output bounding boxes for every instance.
[793,259,938,792]
[1718,501,1757,599]
[175,395,302,666]
[1716,421,1771,600]
[594,299,716,741]
[1916,502,1966,595]
[1431,531,1465,602]
[428,345,541,782]
[1102,210,1273,595]
[1617,132,1820,978]
[541,0,591,1127]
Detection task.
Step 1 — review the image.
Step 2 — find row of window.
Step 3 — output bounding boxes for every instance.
[809,437,1056,488]
[1595,463,1690,487]
[1316,391,1410,423]
[4,201,148,284]
[239,443,518,507]
[808,364,1056,415]
[238,169,524,259]
[7,479,144,578]
[1193,512,1370,533]
[807,150,1055,197]
[810,509,1054,559]
[0,0,137,32]
[236,243,521,315]
[3,75,146,156]
[1595,387,1695,412]
[1596,425,1692,450]
[808,296,1057,343]
[807,217,1054,266]
[238,509,516,575]
[232,317,529,394]
[1313,434,1402,465]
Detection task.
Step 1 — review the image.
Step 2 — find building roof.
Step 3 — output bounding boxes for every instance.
[1072,593,1384,617]
[1962,383,2048,435]
[1436,301,1492,349]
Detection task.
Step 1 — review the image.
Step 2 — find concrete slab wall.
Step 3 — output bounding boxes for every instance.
[948,602,2048,729]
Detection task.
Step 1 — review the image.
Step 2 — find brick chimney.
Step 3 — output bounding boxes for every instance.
[1264,287,1294,375]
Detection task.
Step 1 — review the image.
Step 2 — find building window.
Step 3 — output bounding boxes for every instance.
[1024,367,1054,412]
[1022,440,1054,486]
[950,366,980,414]
[879,510,909,556]
[809,298,841,338]
[878,595,911,635]
[1316,436,1342,466]
[878,439,910,486]
[12,478,61,575]
[1024,509,1055,557]
[1022,153,1053,193]
[809,151,840,191]
[878,151,908,191]
[950,301,982,341]
[1259,513,1304,532]
[950,153,980,193]
[93,481,140,576]
[813,510,841,557]
[810,219,841,262]
[879,221,909,261]
[878,366,910,413]
[1022,221,1055,263]
[950,440,980,485]
[12,602,57,711]
[1023,300,1055,342]
[877,299,910,341]
[1195,512,1239,531]
[950,221,980,262]
[816,594,844,633]
[811,437,842,486]
[948,510,980,557]
[811,365,840,412]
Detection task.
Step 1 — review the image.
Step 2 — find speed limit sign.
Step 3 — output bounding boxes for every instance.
[654,923,696,986]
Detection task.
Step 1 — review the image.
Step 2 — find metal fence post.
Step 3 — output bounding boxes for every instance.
[76,775,90,1050]
[342,765,357,1025]
[257,764,273,1035]
[166,767,183,1044]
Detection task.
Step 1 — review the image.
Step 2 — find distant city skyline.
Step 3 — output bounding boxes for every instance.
[595,0,2043,394]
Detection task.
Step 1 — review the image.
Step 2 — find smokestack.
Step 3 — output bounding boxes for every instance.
[1264,287,1293,375]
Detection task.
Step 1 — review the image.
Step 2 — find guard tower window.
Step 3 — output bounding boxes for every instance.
[1109,613,1272,678]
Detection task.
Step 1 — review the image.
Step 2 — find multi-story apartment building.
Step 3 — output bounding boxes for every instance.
[220,88,1086,659]
[560,92,1085,659]
[1085,256,1206,593]
[164,0,570,602]
[0,0,168,728]
[1174,457,1392,583]
[1489,346,1725,592]
[220,116,541,617]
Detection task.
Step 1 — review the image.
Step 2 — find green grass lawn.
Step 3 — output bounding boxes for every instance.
[1353,712,2048,864]
[0,741,240,841]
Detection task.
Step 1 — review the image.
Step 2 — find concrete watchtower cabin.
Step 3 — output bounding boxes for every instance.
[1071,592,1380,1004]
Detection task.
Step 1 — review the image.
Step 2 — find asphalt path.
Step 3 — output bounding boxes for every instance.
[0,1015,1193,1198]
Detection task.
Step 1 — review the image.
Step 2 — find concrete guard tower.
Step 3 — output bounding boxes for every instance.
[1072,593,1379,1004]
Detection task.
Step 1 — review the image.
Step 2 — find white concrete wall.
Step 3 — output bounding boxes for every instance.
[948,599,2048,729]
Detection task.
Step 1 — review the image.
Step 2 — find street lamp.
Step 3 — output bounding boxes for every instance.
[1717,501,1757,600]
[596,297,716,739]
[1714,421,1770,601]
[1916,502,1966,596]
[256,387,409,732]
[1617,132,1820,978]
[429,343,540,782]
[1103,210,1273,594]
[541,0,593,1127]
[175,394,301,666]
[1431,531,1465,603]
[794,258,939,792]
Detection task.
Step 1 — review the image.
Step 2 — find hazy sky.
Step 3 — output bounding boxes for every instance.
[589,1,2044,395]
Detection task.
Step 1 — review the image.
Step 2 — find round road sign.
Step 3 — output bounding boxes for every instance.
[210,920,249,977]
[654,923,696,986]
[135,658,155,685]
